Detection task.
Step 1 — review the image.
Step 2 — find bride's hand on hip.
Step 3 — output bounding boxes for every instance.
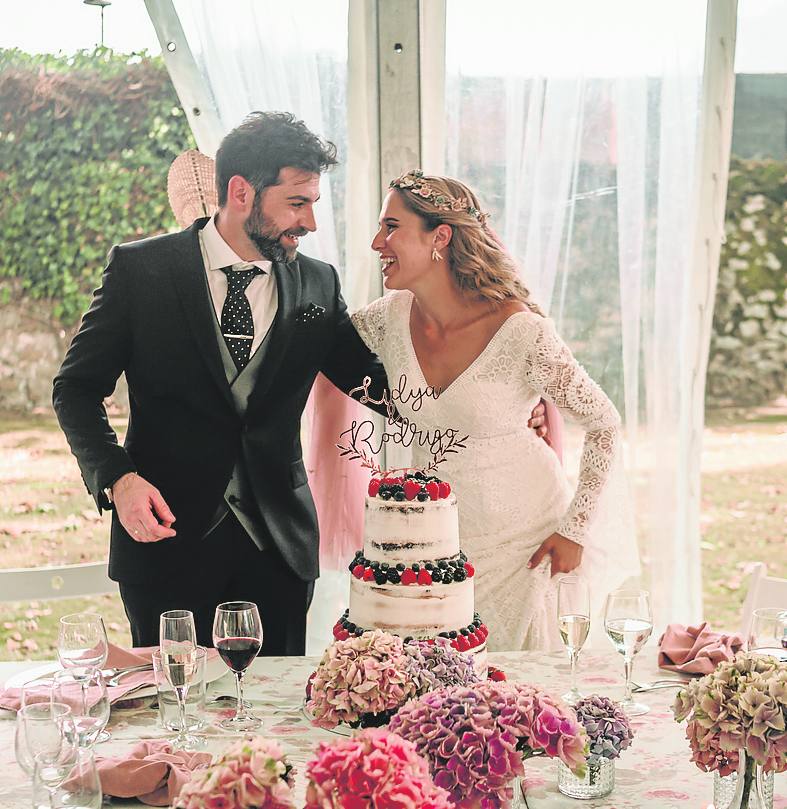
[527,533,583,577]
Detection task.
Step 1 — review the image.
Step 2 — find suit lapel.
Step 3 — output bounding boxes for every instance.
[169,218,236,412]
[246,257,302,412]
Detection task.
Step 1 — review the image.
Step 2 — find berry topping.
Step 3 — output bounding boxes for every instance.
[455,635,471,652]
[351,564,365,579]
[425,481,439,501]
[368,479,381,497]
[416,568,433,586]
[403,480,421,500]
[393,491,406,501]
[386,569,401,584]
[488,666,507,682]
[400,568,417,585]
[464,562,475,578]
[416,490,430,501]
[362,567,375,582]
[438,481,451,499]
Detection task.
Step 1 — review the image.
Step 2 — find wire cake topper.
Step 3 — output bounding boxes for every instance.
[336,374,468,476]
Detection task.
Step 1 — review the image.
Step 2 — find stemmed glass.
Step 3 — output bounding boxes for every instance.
[20,701,78,806]
[52,668,109,748]
[557,576,590,704]
[603,589,653,716]
[57,614,108,671]
[213,601,263,731]
[15,699,69,776]
[159,610,199,750]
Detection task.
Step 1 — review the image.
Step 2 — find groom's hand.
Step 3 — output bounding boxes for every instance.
[528,400,548,440]
[111,472,177,543]
[528,533,583,577]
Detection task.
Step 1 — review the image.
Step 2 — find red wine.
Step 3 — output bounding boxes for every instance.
[216,637,261,672]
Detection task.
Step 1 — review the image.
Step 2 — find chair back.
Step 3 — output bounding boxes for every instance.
[0,562,115,603]
[740,562,787,636]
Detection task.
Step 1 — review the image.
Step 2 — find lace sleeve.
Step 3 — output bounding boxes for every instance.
[350,294,390,354]
[521,316,622,544]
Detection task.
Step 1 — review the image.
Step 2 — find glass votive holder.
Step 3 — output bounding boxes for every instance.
[152,646,207,732]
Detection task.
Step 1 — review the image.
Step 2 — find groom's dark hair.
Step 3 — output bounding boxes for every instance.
[215,111,338,206]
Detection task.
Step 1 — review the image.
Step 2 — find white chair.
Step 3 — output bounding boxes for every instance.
[740,562,787,636]
[0,562,116,603]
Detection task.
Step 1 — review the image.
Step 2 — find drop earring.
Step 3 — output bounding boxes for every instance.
[431,247,442,262]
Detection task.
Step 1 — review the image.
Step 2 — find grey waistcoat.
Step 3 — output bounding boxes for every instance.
[206,290,275,550]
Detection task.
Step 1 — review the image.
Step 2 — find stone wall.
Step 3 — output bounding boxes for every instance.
[0,299,127,413]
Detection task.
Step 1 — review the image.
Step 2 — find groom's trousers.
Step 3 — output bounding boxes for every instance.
[118,510,315,655]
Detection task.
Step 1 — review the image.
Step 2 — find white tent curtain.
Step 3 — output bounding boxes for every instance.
[443,0,714,629]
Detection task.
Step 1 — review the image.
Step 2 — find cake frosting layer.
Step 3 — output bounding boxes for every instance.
[349,575,474,637]
[363,494,459,563]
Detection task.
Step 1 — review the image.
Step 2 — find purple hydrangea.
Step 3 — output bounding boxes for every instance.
[573,695,634,764]
[404,638,482,696]
[389,682,588,807]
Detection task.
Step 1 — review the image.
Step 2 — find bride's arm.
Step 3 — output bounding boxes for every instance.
[521,315,622,549]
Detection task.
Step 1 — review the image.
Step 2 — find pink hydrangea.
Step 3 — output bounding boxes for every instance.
[672,651,787,776]
[388,682,588,808]
[307,630,418,729]
[304,728,453,809]
[173,737,295,809]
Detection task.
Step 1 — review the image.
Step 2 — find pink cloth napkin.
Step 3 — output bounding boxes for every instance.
[658,621,744,675]
[0,643,218,711]
[95,740,211,806]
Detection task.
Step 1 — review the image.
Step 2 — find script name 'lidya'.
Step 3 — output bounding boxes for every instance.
[337,374,468,474]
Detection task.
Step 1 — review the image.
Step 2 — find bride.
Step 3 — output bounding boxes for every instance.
[351,171,636,652]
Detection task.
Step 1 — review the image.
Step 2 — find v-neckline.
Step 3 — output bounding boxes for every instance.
[404,293,525,396]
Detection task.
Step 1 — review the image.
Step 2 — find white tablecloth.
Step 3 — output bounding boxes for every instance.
[1,649,784,808]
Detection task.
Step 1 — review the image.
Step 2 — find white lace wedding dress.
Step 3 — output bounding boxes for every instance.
[351,290,637,652]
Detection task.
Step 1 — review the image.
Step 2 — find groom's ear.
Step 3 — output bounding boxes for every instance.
[433,223,453,251]
[226,175,255,213]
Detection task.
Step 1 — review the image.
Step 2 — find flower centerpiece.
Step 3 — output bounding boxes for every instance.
[307,630,480,729]
[672,651,787,809]
[388,681,588,808]
[304,727,454,809]
[557,695,634,798]
[173,737,296,809]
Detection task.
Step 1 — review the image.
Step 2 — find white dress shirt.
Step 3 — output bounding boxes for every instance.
[198,215,278,356]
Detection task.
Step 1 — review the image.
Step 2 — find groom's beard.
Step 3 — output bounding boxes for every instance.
[244,203,307,263]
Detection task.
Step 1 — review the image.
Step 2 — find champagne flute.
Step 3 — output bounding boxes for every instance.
[557,575,590,704]
[213,601,262,731]
[57,614,108,672]
[603,589,653,716]
[159,610,198,750]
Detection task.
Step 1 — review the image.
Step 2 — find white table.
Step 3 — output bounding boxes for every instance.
[1,650,783,808]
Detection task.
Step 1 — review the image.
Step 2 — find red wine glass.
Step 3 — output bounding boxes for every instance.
[212,601,262,730]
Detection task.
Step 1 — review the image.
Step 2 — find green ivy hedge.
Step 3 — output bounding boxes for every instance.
[0,48,194,324]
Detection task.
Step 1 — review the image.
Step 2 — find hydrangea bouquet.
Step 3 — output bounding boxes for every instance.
[389,681,588,808]
[307,630,480,729]
[173,737,296,809]
[672,651,787,804]
[304,727,454,809]
[572,695,634,784]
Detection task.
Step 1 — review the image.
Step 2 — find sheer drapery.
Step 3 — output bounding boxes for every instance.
[444,0,709,629]
[160,0,361,653]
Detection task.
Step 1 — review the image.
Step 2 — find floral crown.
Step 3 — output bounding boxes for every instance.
[390,169,489,225]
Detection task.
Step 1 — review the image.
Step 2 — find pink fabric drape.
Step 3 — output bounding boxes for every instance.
[306,383,564,571]
[306,373,368,570]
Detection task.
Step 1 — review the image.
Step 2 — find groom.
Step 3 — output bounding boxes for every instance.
[52,111,392,654]
[54,110,550,655]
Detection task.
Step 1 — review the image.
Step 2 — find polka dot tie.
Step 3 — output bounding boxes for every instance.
[219,265,264,371]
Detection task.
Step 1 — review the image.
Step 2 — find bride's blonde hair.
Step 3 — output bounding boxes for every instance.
[390,171,543,315]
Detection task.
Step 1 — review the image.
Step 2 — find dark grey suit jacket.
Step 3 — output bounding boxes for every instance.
[52,218,388,585]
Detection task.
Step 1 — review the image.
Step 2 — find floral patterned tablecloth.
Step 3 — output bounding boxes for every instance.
[1,649,784,808]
